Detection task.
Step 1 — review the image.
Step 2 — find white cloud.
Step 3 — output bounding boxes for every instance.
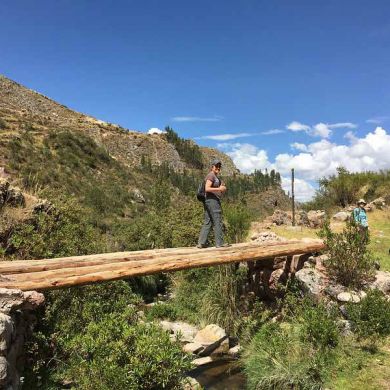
[218,127,390,201]
[261,129,285,135]
[197,133,252,141]
[281,176,316,202]
[147,127,166,135]
[171,115,223,122]
[286,121,357,138]
[287,121,311,132]
[366,116,388,124]
[291,142,308,152]
[217,142,271,173]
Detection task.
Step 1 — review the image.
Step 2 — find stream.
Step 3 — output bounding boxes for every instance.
[189,360,246,390]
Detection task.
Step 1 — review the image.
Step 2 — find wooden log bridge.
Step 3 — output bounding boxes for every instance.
[0,240,325,291]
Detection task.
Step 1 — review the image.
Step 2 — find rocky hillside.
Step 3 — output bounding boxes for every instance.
[0,75,237,175]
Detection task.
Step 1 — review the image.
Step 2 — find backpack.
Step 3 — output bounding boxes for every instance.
[196,181,206,202]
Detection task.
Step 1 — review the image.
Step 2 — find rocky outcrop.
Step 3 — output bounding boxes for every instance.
[0,288,44,389]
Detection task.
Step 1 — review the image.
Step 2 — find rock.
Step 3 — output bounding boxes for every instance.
[0,356,7,385]
[337,292,361,303]
[192,356,213,366]
[194,324,229,356]
[182,376,202,390]
[21,291,45,310]
[0,179,10,206]
[251,231,286,243]
[307,210,326,228]
[32,199,54,214]
[132,188,145,203]
[0,313,13,353]
[324,284,346,299]
[0,289,25,314]
[332,211,350,222]
[159,321,198,343]
[338,320,353,336]
[7,187,25,207]
[369,197,386,210]
[370,271,390,294]
[295,268,326,300]
[269,210,291,226]
[297,210,309,226]
[228,345,241,358]
[182,342,204,355]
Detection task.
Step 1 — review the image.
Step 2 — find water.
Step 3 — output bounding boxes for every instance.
[189,360,246,390]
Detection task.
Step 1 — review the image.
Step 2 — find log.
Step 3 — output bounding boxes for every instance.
[0,241,302,274]
[0,240,325,291]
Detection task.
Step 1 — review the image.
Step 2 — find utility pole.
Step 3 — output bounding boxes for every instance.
[291,168,295,226]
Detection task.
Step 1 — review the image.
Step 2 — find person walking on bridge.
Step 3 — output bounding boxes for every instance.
[197,159,230,248]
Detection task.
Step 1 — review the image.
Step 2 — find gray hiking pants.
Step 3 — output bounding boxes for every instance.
[198,197,224,247]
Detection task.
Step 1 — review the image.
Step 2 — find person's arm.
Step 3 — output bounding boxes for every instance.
[205,179,226,193]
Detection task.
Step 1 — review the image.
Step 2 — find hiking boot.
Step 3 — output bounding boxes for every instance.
[196,244,207,249]
[216,243,231,248]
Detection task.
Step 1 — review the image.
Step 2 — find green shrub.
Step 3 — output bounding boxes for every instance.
[224,203,251,243]
[298,298,340,348]
[62,315,192,390]
[347,289,390,339]
[200,264,246,335]
[318,219,375,288]
[244,323,328,390]
[145,302,178,321]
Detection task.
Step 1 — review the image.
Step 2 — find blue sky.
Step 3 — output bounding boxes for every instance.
[1,0,390,199]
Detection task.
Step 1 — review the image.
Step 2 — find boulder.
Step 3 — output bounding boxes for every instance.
[307,210,326,228]
[192,356,213,366]
[370,197,386,209]
[183,342,204,355]
[194,324,229,356]
[332,211,350,222]
[337,292,361,303]
[369,271,390,294]
[228,345,241,358]
[132,188,145,203]
[324,284,346,299]
[297,210,309,226]
[269,210,291,226]
[0,356,7,386]
[295,268,326,300]
[159,321,198,343]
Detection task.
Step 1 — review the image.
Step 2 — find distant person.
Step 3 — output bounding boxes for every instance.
[197,159,230,248]
[353,199,368,242]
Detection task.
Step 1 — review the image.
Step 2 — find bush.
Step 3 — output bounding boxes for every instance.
[145,302,178,321]
[62,315,192,390]
[298,298,340,348]
[24,282,192,389]
[347,289,390,339]
[318,219,375,288]
[224,203,251,243]
[244,323,328,390]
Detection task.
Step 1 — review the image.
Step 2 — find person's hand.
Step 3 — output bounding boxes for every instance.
[219,185,227,193]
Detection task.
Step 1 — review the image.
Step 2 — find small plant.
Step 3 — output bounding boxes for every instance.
[244,323,328,390]
[347,289,390,339]
[318,219,375,288]
[298,298,340,348]
[145,302,178,321]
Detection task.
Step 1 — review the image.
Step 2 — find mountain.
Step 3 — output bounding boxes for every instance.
[0,75,237,176]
